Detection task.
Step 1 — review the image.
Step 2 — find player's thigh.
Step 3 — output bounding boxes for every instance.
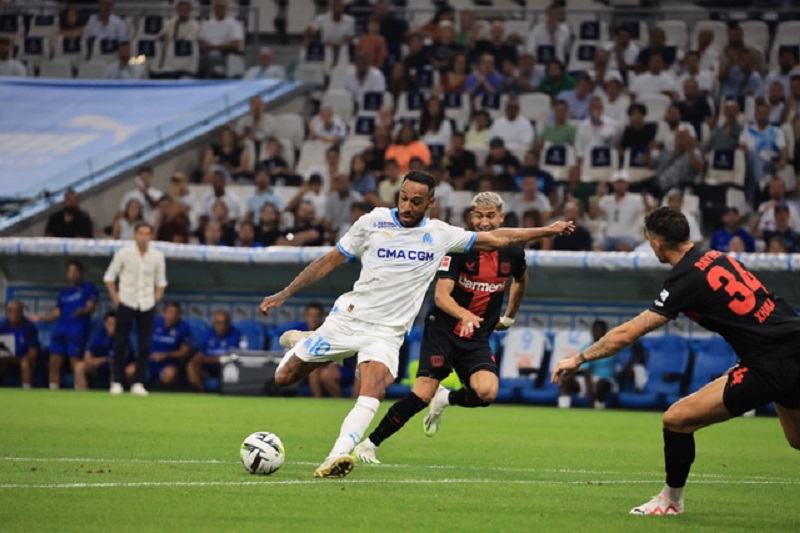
[288,316,359,368]
[416,324,456,382]
[411,375,441,403]
[663,375,733,433]
[452,343,497,386]
[356,324,406,381]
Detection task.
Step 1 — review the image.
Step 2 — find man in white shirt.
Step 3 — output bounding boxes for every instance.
[306,0,355,47]
[103,222,167,396]
[695,28,719,73]
[575,97,621,162]
[739,99,789,200]
[655,104,696,154]
[202,168,243,221]
[488,98,535,149]
[84,0,129,42]
[678,50,715,96]
[259,170,574,478]
[593,171,649,251]
[235,96,275,143]
[664,189,702,244]
[104,41,146,80]
[343,53,386,102]
[605,24,640,73]
[765,47,800,96]
[506,175,553,221]
[160,0,200,42]
[119,166,164,225]
[198,0,244,77]
[526,3,570,63]
[629,52,679,100]
[243,47,285,80]
[0,37,26,77]
[308,106,347,144]
[599,74,631,126]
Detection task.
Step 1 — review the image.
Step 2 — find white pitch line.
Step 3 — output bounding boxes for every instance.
[1,478,799,490]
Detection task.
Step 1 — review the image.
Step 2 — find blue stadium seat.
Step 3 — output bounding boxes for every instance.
[496,377,534,403]
[666,336,738,405]
[233,320,267,350]
[183,318,209,350]
[617,335,690,409]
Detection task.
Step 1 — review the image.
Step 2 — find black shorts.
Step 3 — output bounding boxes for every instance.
[723,355,800,416]
[416,319,498,384]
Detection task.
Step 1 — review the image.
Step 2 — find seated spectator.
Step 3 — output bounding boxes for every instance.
[138,302,191,386]
[244,47,284,80]
[465,53,504,99]
[472,21,518,68]
[620,103,657,162]
[113,198,143,240]
[664,189,702,244]
[236,221,263,248]
[767,236,789,253]
[443,132,478,190]
[385,122,431,174]
[507,174,552,222]
[155,196,191,244]
[308,106,346,144]
[465,110,492,148]
[488,98,535,149]
[655,104,695,153]
[720,21,765,74]
[344,53,387,102]
[84,0,128,42]
[119,166,163,225]
[537,99,576,151]
[591,172,649,251]
[306,0,354,49]
[403,32,429,73]
[557,73,594,121]
[455,9,477,48]
[763,204,800,252]
[429,21,463,72]
[544,200,592,251]
[653,127,704,197]
[354,17,387,69]
[387,62,417,103]
[710,206,756,253]
[105,41,147,80]
[247,167,283,222]
[708,99,743,151]
[739,99,789,202]
[0,37,27,77]
[363,125,393,178]
[207,201,236,245]
[599,74,630,126]
[202,168,242,222]
[254,202,283,246]
[677,78,714,132]
[440,52,469,94]
[677,50,715,95]
[202,126,251,180]
[378,159,402,206]
[186,310,241,392]
[559,165,596,214]
[719,48,763,100]
[767,81,787,125]
[483,138,520,191]
[766,47,800,95]
[305,144,345,192]
[419,94,452,148]
[45,189,94,238]
[198,0,244,78]
[636,27,677,72]
[538,59,575,98]
[259,138,292,183]
[58,7,85,39]
[520,208,545,249]
[349,154,379,200]
[74,310,120,390]
[526,3,570,63]
[752,177,800,238]
[629,52,678,100]
[605,24,639,74]
[201,218,227,247]
[514,52,545,93]
[588,49,622,91]
[0,301,39,388]
[325,173,363,239]
[235,96,275,143]
[286,173,326,218]
[575,97,621,163]
[277,201,325,247]
[516,150,558,206]
[160,0,200,42]
[728,236,747,252]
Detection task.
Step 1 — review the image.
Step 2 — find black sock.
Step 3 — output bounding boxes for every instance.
[448,388,490,408]
[663,428,695,488]
[368,392,428,446]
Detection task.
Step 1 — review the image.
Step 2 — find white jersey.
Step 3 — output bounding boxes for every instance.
[335,207,477,330]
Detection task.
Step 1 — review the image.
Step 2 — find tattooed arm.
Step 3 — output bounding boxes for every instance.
[550,310,670,384]
[259,248,348,316]
[471,221,575,251]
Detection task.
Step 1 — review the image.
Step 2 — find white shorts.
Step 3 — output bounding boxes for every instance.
[282,312,406,378]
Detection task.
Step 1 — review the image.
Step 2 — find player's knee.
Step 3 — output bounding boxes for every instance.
[273,369,292,387]
[474,385,497,404]
[662,405,689,432]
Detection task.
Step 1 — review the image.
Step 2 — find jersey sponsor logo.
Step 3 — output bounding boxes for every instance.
[373,221,396,229]
[376,248,435,261]
[458,274,507,293]
[438,256,452,271]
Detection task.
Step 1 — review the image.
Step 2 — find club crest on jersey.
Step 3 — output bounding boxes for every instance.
[423,232,433,244]
[438,256,452,271]
[501,262,511,275]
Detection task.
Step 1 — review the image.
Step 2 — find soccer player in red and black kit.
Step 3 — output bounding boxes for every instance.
[354,192,528,463]
[553,207,800,516]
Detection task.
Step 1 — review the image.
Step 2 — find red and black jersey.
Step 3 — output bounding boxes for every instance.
[649,247,800,362]
[428,247,526,342]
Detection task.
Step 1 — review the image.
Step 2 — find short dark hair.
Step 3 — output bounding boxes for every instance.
[104,310,117,320]
[403,170,437,195]
[350,201,372,214]
[305,302,324,314]
[239,220,256,231]
[137,165,153,175]
[164,301,182,311]
[133,221,154,233]
[645,207,689,246]
[67,260,83,272]
[628,102,647,116]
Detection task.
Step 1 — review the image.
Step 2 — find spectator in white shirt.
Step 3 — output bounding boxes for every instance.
[591,171,650,251]
[605,24,639,74]
[488,98,535,149]
[629,52,679,100]
[695,28,720,73]
[599,74,631,126]
[526,3,570,63]
[739,99,790,201]
[160,0,200,42]
[119,166,164,226]
[235,96,275,143]
[664,189,703,244]
[575,97,621,162]
[306,0,355,47]
[198,0,244,77]
[308,106,347,144]
[506,175,553,222]
[343,53,387,102]
[243,47,285,80]
[588,48,622,91]
[202,168,243,222]
[765,47,800,96]
[103,221,167,396]
[84,0,129,42]
[0,37,26,77]
[678,50,715,96]
[752,176,800,237]
[104,41,146,80]
[655,104,696,153]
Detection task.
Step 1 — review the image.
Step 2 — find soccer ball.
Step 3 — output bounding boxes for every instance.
[240,432,285,475]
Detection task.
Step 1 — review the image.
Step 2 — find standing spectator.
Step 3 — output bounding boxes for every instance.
[636,27,676,71]
[719,48,763,100]
[752,177,800,238]
[443,132,478,190]
[202,126,251,180]
[113,198,143,240]
[0,301,40,389]
[355,17,388,69]
[575,97,621,163]
[739,99,789,202]
[103,222,167,396]
[537,59,575,98]
[710,206,755,253]
[104,41,146,80]
[83,0,128,42]
[629,52,678,100]
[186,309,240,392]
[465,110,492,148]
[136,302,191,386]
[440,52,469,94]
[677,78,714,132]
[483,138,521,191]
[465,53,504,99]
[545,200,592,251]
[325,173,363,239]
[677,51,715,95]
[45,190,94,238]
[488,98,535,149]
[707,99,743,151]
[0,37,26,77]
[202,168,242,222]
[246,167,283,222]
[557,74,594,120]
[472,21,518,68]
[419,94,452,148]
[58,7,86,39]
[255,203,283,246]
[119,166,164,226]
[592,172,649,251]
[766,47,800,95]
[160,0,200,42]
[385,122,431,174]
[235,96,275,144]
[343,53,387,101]
[695,28,719,73]
[306,0,355,49]
[198,0,244,78]
[243,47,284,80]
[308,106,347,144]
[378,159,402,206]
[515,52,545,93]
[526,3,570,63]
[538,99,577,150]
[605,24,639,74]
[506,174,552,222]
[763,204,800,252]
[73,310,119,391]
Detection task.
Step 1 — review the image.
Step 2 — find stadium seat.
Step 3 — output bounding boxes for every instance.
[691,21,727,54]
[414,66,440,94]
[233,320,267,350]
[666,336,738,405]
[339,138,372,174]
[28,13,58,38]
[442,91,470,132]
[322,89,355,123]
[519,93,552,137]
[161,39,199,77]
[521,329,591,405]
[476,93,507,120]
[657,20,688,50]
[133,38,163,72]
[568,41,596,73]
[637,93,671,123]
[347,115,376,140]
[292,62,325,89]
[504,20,532,41]
[396,90,426,122]
[774,21,800,47]
[286,0,316,35]
[90,38,120,64]
[183,318,210,350]
[18,36,51,74]
[739,21,769,54]
[0,13,22,39]
[53,36,86,68]
[705,149,745,187]
[77,60,108,80]
[541,142,575,181]
[577,20,608,42]
[619,20,648,46]
[581,145,618,182]
[297,140,329,175]
[39,58,73,79]
[621,147,652,183]
[136,14,165,38]
[617,335,690,409]
[358,91,393,116]
[226,54,246,78]
[272,113,306,151]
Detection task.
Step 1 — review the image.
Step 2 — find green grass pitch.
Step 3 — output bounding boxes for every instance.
[0,389,797,532]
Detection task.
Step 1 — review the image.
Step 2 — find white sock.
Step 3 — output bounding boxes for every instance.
[22,384,31,390]
[49,383,59,390]
[557,395,571,408]
[329,396,380,458]
[663,485,684,502]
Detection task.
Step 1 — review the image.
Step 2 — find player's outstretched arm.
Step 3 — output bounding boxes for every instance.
[258,248,348,316]
[471,221,576,251]
[551,310,669,384]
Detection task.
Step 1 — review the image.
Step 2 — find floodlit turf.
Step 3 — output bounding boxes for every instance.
[0,389,797,532]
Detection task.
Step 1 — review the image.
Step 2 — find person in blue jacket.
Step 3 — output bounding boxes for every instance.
[0,301,41,388]
[186,309,241,392]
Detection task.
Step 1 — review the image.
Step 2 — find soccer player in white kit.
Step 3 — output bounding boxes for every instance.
[259,171,575,478]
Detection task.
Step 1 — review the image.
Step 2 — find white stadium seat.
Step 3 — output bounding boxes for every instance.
[657,20,688,50]
[705,149,745,187]
[322,89,355,123]
[272,113,306,151]
[581,145,619,182]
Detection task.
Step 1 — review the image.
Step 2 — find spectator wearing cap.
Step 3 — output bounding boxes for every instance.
[575,96,621,164]
[629,52,678,101]
[488,98,535,148]
[244,47,285,80]
[308,106,347,145]
[526,3,570,63]
[465,53,504,98]
[343,53,387,102]
[0,37,27,77]
[763,203,800,253]
[710,207,756,253]
[385,122,431,174]
[45,190,95,239]
[557,73,594,121]
[119,166,164,226]
[84,0,128,42]
[598,73,630,126]
[752,176,800,239]
[246,167,283,223]
[591,171,650,251]
[483,138,521,191]
[538,60,575,98]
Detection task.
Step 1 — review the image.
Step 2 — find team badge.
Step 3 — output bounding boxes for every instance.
[500,262,511,275]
